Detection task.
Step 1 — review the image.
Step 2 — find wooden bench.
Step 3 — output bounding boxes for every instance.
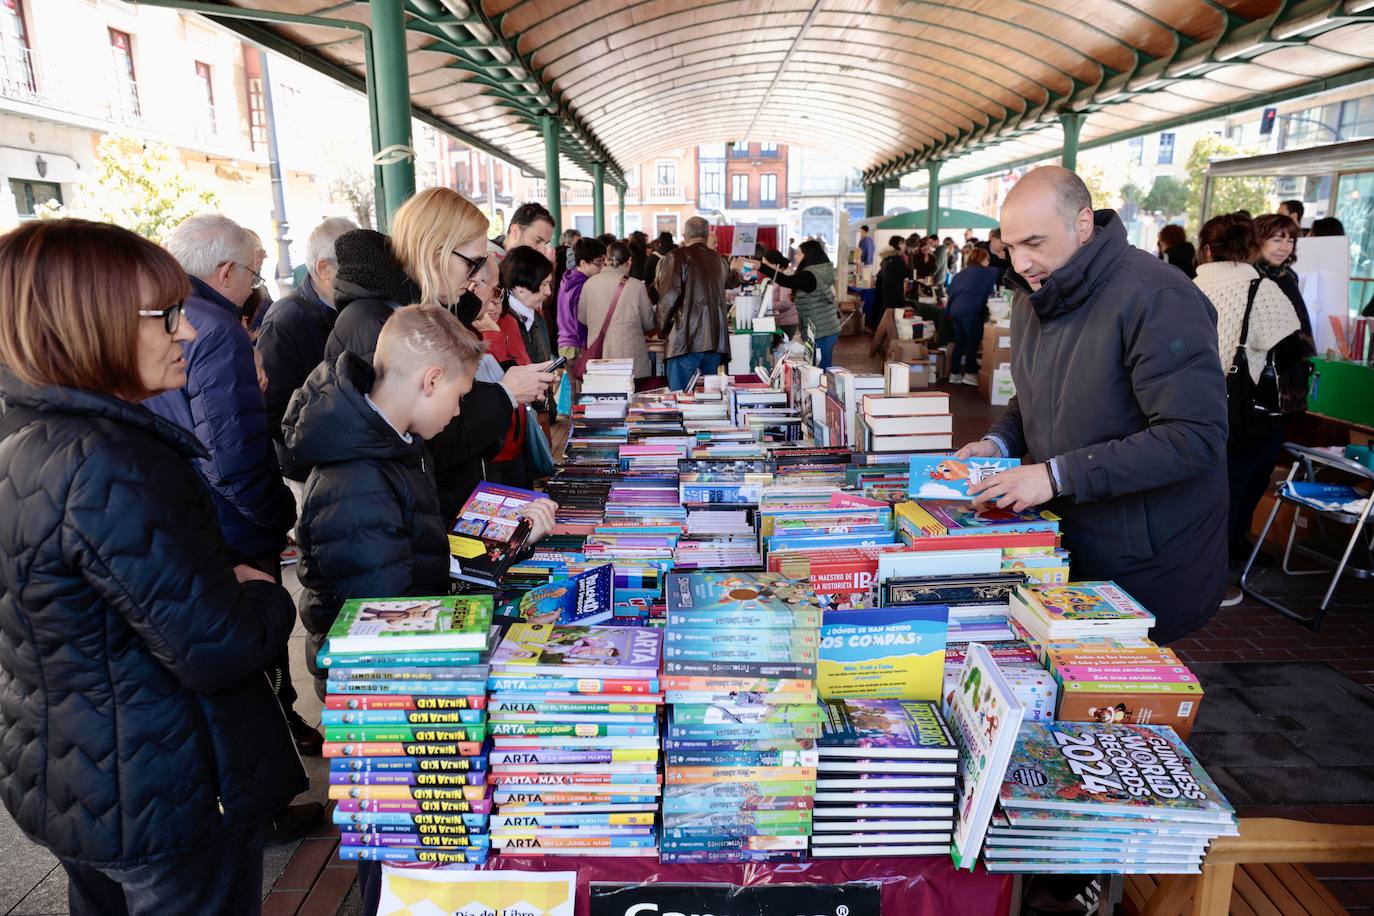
[1126,819,1374,916]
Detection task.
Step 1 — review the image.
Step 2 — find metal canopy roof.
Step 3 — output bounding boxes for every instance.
[178,0,1374,187]
[1206,136,1374,176]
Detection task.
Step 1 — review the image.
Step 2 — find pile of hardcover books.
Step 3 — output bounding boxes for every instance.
[987,721,1237,874]
[661,572,824,863]
[485,622,665,856]
[1008,581,1156,645]
[811,699,960,857]
[320,595,496,866]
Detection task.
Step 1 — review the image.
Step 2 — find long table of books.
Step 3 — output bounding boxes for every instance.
[321,359,1238,914]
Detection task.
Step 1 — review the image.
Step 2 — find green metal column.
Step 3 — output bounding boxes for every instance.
[370,0,414,230]
[1059,111,1086,172]
[592,163,605,236]
[542,116,562,238]
[865,182,886,217]
[926,162,941,237]
[617,185,626,237]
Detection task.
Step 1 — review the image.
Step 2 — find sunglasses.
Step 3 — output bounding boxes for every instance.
[139,301,184,334]
[452,249,488,278]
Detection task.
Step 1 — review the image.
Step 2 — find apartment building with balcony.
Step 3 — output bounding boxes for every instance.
[0,0,376,283]
[723,141,788,228]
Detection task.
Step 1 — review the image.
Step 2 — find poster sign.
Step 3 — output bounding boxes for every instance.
[379,868,575,916]
[591,882,881,916]
[731,223,760,257]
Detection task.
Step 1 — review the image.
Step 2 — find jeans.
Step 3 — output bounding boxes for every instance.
[814,334,838,370]
[951,314,982,376]
[63,826,265,916]
[667,351,722,391]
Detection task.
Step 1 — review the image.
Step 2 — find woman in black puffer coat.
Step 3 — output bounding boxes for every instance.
[0,220,305,914]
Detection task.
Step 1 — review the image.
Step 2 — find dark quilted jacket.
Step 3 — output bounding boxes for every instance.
[0,373,306,867]
[256,274,337,481]
[144,277,296,561]
[284,352,451,683]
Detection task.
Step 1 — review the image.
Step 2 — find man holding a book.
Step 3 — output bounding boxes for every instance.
[957,166,1229,644]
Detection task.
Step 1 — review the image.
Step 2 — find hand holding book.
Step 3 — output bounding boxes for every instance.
[970,463,1054,512]
[516,497,559,543]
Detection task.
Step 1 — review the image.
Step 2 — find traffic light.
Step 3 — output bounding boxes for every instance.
[1260,107,1278,136]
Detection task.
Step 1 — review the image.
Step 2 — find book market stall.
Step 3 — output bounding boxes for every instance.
[325,356,1242,916]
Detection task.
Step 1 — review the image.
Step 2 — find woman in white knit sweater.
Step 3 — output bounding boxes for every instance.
[1193,213,1300,595]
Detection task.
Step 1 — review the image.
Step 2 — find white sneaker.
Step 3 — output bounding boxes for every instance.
[1220,586,1244,607]
[960,374,978,386]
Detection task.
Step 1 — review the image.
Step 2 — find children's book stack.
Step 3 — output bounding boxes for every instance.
[661,572,824,863]
[810,699,959,858]
[486,622,665,856]
[987,721,1237,874]
[319,595,496,866]
[1008,581,1156,645]
[1040,636,1205,738]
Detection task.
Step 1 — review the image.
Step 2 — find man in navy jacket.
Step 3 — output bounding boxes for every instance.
[144,215,321,774]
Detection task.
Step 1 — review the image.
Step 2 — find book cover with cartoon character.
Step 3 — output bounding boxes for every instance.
[908,456,1021,500]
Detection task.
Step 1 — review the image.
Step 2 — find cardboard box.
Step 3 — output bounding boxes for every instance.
[885,340,928,363]
[933,344,954,381]
[908,363,930,389]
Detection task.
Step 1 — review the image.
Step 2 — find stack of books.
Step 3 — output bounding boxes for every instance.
[896,501,1062,540]
[811,699,960,857]
[1008,581,1156,645]
[661,572,824,863]
[987,721,1237,874]
[581,358,636,396]
[856,392,954,452]
[320,595,495,866]
[485,623,665,856]
[1041,639,1204,738]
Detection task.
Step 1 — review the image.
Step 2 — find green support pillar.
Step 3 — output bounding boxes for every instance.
[865,182,886,217]
[541,116,562,239]
[592,163,605,237]
[617,185,626,237]
[1059,111,1086,172]
[369,0,414,231]
[926,161,941,237]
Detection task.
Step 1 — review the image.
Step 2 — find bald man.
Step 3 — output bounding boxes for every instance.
[957,166,1228,644]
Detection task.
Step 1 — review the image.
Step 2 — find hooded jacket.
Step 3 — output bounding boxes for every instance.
[323,230,513,518]
[0,372,305,866]
[556,268,591,349]
[987,210,1228,644]
[285,353,451,683]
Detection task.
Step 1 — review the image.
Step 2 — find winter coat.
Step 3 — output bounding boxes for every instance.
[1256,261,1314,339]
[987,210,1229,644]
[256,273,336,481]
[794,262,840,340]
[1162,242,1197,280]
[556,268,591,349]
[579,266,657,378]
[143,277,296,562]
[0,372,305,867]
[946,265,999,319]
[284,353,451,682]
[655,242,730,360]
[874,252,909,315]
[324,231,513,519]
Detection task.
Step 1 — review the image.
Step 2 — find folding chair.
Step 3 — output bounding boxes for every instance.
[1240,443,1374,631]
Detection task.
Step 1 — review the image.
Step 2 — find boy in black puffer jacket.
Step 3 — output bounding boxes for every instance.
[284,305,482,695]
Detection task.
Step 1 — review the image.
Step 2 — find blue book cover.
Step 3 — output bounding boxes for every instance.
[666,571,829,617]
[907,455,1022,501]
[819,605,950,701]
[517,564,615,626]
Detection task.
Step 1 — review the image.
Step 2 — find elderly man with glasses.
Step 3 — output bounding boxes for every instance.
[144,214,321,837]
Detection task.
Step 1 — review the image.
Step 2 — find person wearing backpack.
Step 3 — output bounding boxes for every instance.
[1193,213,1301,596]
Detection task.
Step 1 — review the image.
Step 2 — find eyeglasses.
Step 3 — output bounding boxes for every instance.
[139,301,184,334]
[237,263,265,290]
[452,249,488,278]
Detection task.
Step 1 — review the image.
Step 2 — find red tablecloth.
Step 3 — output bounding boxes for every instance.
[485,854,1013,915]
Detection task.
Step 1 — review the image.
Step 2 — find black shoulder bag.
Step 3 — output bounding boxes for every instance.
[1226,277,1283,447]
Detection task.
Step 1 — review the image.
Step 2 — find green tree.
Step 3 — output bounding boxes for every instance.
[1141,175,1190,218]
[1120,181,1146,207]
[41,134,219,243]
[327,166,375,230]
[1184,134,1274,233]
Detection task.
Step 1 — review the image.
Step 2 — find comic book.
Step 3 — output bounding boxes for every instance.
[448,482,541,587]
[666,571,830,617]
[817,699,959,760]
[907,456,1022,501]
[490,623,662,679]
[1009,582,1155,642]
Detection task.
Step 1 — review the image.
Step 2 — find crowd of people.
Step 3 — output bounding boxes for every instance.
[0,160,1337,913]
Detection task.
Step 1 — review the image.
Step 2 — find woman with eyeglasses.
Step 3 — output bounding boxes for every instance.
[0,219,306,914]
[322,188,557,517]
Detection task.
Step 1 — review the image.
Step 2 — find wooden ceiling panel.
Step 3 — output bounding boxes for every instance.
[1251,45,1365,79]
[1309,24,1374,61]
[1203,63,1308,93]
